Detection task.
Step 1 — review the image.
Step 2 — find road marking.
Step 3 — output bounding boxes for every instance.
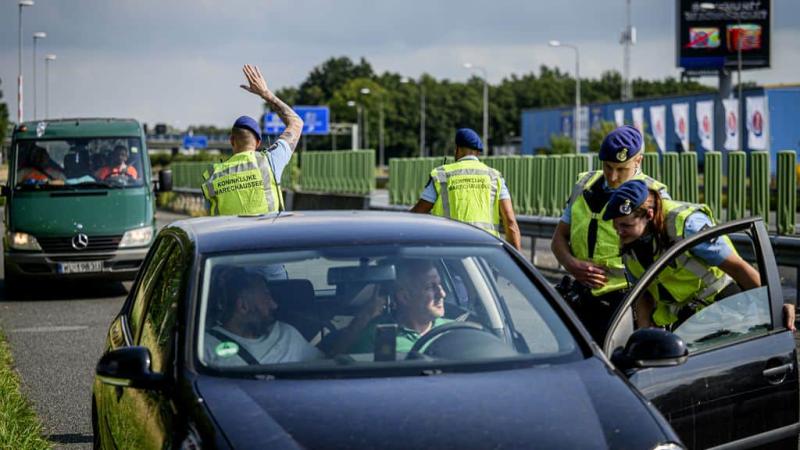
[8,325,89,333]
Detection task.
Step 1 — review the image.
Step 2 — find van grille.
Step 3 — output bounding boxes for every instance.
[37,235,122,253]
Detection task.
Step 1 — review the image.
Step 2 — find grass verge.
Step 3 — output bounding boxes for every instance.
[0,330,51,449]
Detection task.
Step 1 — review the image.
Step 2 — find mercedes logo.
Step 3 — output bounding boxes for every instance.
[72,233,89,250]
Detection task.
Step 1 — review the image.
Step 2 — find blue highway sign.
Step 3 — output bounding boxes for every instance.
[182,135,208,149]
[262,105,330,136]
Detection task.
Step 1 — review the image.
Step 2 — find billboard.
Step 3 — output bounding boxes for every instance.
[676,0,771,71]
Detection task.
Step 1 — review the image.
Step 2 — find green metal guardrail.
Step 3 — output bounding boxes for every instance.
[705,152,722,219]
[778,151,797,235]
[299,150,375,194]
[388,150,799,234]
[172,161,214,191]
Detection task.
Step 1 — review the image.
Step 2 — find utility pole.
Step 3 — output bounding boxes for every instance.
[620,0,635,100]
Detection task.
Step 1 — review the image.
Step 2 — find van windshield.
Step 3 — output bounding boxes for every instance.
[13,138,145,190]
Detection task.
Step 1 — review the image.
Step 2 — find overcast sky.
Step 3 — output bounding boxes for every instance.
[1,0,798,128]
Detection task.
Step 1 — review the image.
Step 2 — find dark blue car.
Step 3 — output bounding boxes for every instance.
[92,212,796,449]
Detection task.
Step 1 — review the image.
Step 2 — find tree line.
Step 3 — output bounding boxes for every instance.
[261,56,714,159]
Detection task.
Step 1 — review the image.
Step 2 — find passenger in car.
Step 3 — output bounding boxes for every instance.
[330,259,452,355]
[17,145,65,184]
[204,268,323,366]
[605,179,795,330]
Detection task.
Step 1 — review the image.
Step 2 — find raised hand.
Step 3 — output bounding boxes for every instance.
[240,64,271,98]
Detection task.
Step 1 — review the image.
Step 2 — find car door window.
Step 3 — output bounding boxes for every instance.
[673,286,770,353]
[128,237,174,343]
[138,239,186,374]
[628,227,770,353]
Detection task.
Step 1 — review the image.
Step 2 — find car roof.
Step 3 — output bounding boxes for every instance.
[14,118,142,139]
[169,210,503,254]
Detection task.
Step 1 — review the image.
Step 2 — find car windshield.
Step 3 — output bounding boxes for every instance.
[13,138,145,190]
[196,245,580,376]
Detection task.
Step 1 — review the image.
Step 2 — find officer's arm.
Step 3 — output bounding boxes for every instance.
[551,222,575,271]
[718,253,760,290]
[499,199,521,251]
[633,294,656,329]
[410,200,434,213]
[240,64,304,150]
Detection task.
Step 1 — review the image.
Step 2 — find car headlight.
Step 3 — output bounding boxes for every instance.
[119,226,154,248]
[653,444,684,450]
[7,231,42,251]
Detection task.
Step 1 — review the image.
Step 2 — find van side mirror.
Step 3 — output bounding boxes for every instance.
[0,186,10,197]
[157,169,173,192]
[611,328,688,371]
[96,346,166,391]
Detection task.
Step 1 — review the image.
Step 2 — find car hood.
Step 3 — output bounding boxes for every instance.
[8,188,152,235]
[196,358,675,449]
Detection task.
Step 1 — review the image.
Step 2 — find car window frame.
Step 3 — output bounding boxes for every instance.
[191,242,589,376]
[136,235,188,375]
[122,235,175,345]
[603,217,783,356]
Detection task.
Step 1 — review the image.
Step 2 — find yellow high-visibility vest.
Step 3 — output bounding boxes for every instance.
[201,151,282,216]
[568,171,667,296]
[430,158,503,237]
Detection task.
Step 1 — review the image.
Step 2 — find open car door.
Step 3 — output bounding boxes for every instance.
[604,217,799,449]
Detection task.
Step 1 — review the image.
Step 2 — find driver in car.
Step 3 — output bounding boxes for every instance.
[204,268,323,366]
[332,259,452,354]
[95,145,138,180]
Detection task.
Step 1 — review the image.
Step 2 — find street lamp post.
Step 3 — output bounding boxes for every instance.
[44,54,55,119]
[32,31,46,120]
[346,100,361,149]
[18,0,34,123]
[359,87,371,150]
[700,2,744,150]
[549,40,581,153]
[463,63,489,155]
[402,77,427,157]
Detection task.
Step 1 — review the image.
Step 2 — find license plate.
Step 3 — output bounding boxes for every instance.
[58,261,104,274]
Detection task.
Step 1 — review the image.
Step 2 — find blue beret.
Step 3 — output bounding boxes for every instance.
[232,115,261,141]
[599,125,642,162]
[455,128,483,151]
[603,179,650,220]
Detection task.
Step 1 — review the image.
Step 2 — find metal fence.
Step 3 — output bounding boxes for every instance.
[300,150,375,194]
[388,151,799,235]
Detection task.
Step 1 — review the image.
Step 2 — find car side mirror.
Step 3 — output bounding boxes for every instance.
[0,185,10,197]
[96,346,166,391]
[611,328,688,371]
[157,169,173,192]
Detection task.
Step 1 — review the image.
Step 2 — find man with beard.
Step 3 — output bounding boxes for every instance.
[331,259,452,354]
[204,268,322,366]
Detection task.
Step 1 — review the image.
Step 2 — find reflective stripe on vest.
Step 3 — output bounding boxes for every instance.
[568,171,667,296]
[430,160,502,237]
[201,151,281,216]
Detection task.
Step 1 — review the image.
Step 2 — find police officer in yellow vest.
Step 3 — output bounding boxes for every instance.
[410,128,522,251]
[604,179,796,330]
[551,126,669,342]
[202,64,304,216]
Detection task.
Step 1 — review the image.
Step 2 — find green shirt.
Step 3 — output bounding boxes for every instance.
[350,317,453,353]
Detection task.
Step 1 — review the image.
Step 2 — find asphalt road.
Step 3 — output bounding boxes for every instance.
[0,210,187,449]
